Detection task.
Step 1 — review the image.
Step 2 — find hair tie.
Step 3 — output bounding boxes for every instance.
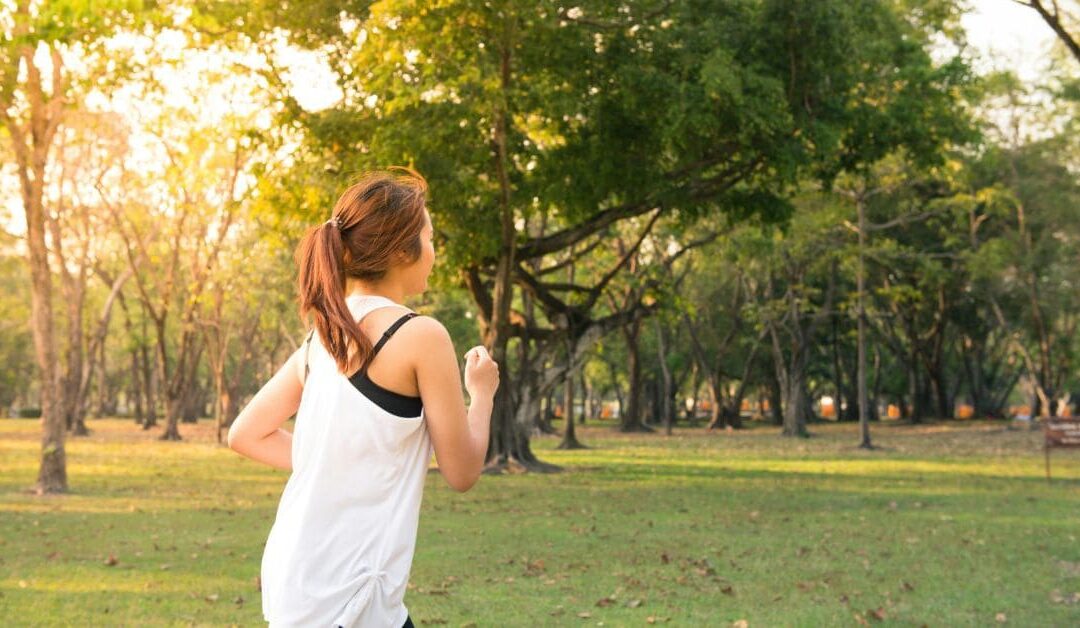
[324,216,341,229]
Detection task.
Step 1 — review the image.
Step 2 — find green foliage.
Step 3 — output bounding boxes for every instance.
[211,0,974,279]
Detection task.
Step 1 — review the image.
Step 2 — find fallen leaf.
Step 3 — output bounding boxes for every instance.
[1049,589,1080,605]
[595,597,614,607]
[731,620,749,628]
[995,612,1006,622]
[721,585,735,596]
[901,581,915,592]
[839,594,849,604]
[205,593,219,603]
[104,554,118,567]
[868,607,886,621]
[660,553,671,564]
[626,599,642,608]
[577,611,592,619]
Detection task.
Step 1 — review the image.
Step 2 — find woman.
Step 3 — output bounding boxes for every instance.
[228,168,499,628]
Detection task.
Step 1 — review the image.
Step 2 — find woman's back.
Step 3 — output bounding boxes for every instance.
[261,294,432,628]
[229,169,498,627]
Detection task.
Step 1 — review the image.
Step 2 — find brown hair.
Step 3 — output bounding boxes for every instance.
[295,167,428,374]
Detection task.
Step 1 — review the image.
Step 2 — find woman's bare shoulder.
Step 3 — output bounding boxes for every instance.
[398,314,452,346]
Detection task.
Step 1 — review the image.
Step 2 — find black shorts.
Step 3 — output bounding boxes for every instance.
[337,616,412,628]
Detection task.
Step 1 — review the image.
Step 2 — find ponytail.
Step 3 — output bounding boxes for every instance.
[295,221,373,375]
[294,168,428,376]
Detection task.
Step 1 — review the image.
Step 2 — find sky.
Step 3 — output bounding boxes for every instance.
[961,0,1058,81]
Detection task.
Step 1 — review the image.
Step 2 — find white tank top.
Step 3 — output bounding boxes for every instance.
[261,294,432,628]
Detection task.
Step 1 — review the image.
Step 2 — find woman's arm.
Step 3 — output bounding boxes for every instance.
[410,317,498,492]
[227,348,304,471]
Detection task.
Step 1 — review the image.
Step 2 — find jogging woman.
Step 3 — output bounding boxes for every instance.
[228,168,499,627]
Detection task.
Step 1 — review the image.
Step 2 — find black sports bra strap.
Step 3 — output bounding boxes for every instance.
[303,329,315,385]
[364,312,418,372]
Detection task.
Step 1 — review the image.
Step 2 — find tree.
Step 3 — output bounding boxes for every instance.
[47,109,133,435]
[229,0,960,464]
[0,0,158,493]
[678,232,763,431]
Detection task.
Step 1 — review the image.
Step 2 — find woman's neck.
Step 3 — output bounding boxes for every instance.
[344,278,406,304]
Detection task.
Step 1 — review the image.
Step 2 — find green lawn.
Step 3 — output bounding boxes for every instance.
[1,417,1078,626]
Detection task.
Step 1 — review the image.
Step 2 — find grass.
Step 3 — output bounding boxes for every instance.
[1,416,1078,626]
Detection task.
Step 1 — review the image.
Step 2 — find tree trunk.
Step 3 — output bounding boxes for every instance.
[907,347,923,423]
[28,186,65,491]
[644,378,659,427]
[856,195,873,449]
[214,366,227,444]
[29,197,66,492]
[138,313,157,429]
[830,265,850,422]
[580,371,590,425]
[161,396,183,440]
[538,391,555,434]
[557,350,586,449]
[61,278,88,435]
[707,377,722,428]
[769,324,810,437]
[129,349,144,424]
[655,318,674,435]
[619,317,652,432]
[93,336,110,418]
[870,344,882,421]
[767,369,784,426]
[927,363,951,419]
[3,33,68,493]
[782,373,810,437]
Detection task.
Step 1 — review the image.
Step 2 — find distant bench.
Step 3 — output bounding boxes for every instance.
[1044,418,1080,481]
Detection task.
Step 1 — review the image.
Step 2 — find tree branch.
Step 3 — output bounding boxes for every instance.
[1015,0,1080,63]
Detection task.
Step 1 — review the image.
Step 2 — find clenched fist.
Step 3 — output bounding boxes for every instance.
[463,345,499,400]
